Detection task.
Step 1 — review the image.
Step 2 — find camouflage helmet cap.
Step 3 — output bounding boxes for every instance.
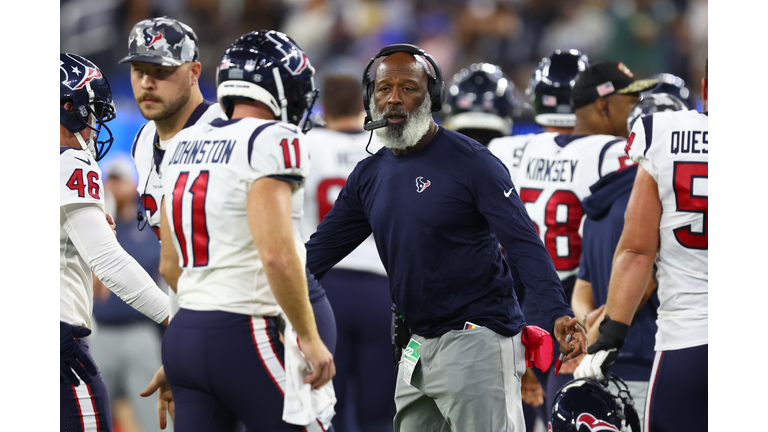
[119,16,199,67]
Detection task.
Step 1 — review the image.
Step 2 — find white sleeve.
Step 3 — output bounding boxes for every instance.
[61,203,170,323]
[247,124,309,187]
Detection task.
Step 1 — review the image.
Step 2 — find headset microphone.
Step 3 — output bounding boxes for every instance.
[364,118,389,131]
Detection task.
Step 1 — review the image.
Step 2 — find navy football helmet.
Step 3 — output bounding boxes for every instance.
[60,53,116,161]
[627,92,687,133]
[527,49,590,128]
[217,30,319,132]
[643,73,694,110]
[549,374,641,432]
[442,63,519,145]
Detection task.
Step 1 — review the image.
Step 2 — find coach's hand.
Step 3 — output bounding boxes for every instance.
[300,336,336,389]
[553,316,588,360]
[574,315,629,381]
[141,365,175,430]
[60,321,98,386]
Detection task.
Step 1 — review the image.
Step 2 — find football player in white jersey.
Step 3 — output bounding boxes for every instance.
[512,60,659,413]
[300,74,392,432]
[60,53,170,432]
[157,31,335,432]
[119,17,225,241]
[488,50,590,180]
[575,61,708,432]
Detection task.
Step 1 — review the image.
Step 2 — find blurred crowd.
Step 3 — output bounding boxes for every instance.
[61,0,707,106]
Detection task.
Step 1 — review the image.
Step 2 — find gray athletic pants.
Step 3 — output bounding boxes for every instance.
[393,326,526,432]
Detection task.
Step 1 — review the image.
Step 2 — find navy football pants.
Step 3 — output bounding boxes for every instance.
[60,338,112,432]
[645,344,708,432]
[163,306,336,432]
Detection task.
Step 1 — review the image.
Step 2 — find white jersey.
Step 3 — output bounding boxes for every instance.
[300,128,386,276]
[514,133,634,280]
[160,118,309,317]
[488,133,555,184]
[60,147,106,328]
[132,101,225,238]
[627,110,708,350]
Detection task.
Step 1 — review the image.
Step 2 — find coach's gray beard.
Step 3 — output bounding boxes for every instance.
[370,97,433,150]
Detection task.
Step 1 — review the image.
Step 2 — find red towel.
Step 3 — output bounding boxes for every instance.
[521,326,553,372]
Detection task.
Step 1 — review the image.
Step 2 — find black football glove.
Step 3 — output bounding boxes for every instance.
[574,315,629,381]
[60,321,98,386]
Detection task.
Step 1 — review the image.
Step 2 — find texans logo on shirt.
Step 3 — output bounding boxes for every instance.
[142,28,163,47]
[415,176,431,193]
[575,413,620,431]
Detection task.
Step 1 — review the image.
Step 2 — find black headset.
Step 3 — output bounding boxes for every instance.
[361,43,445,125]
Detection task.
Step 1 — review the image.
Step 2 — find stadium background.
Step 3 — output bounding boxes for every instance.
[61,0,708,173]
[57,1,707,431]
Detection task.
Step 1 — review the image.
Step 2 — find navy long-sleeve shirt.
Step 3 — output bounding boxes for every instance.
[306,127,572,338]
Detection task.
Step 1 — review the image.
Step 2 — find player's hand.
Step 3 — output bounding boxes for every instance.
[553,316,588,361]
[574,349,619,380]
[574,315,629,381]
[106,213,117,236]
[298,336,335,389]
[584,304,606,332]
[520,367,545,407]
[60,321,98,386]
[558,353,585,375]
[140,365,175,430]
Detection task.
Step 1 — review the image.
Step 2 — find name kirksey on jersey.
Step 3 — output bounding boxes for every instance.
[525,158,579,183]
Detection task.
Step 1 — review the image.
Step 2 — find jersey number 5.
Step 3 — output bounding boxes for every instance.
[673,162,708,249]
[520,188,583,271]
[171,171,211,267]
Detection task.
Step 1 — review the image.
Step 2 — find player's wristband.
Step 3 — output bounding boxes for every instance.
[587,315,630,354]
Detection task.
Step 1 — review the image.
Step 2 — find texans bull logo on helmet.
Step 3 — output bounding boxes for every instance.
[265,32,311,76]
[60,55,103,91]
[575,413,620,432]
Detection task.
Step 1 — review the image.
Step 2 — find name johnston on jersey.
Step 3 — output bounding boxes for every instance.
[166,138,237,166]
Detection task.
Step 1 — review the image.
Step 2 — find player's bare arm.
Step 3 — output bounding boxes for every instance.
[159,199,182,293]
[247,176,335,389]
[571,278,597,329]
[604,166,661,325]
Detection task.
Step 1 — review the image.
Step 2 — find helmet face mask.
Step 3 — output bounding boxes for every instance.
[626,92,687,133]
[217,31,319,133]
[643,73,695,110]
[548,374,641,432]
[528,49,590,128]
[60,53,116,161]
[442,63,519,141]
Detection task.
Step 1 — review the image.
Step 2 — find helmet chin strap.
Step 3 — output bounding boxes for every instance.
[272,67,288,123]
[74,81,99,159]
